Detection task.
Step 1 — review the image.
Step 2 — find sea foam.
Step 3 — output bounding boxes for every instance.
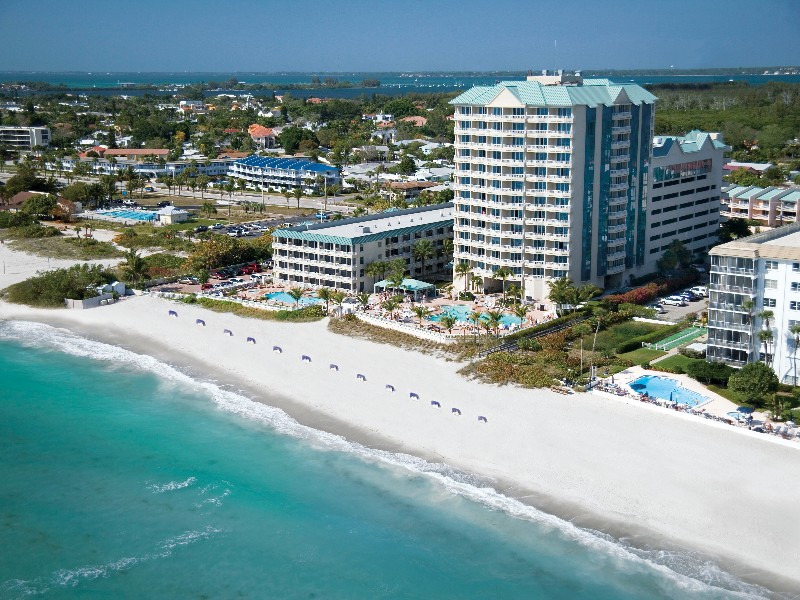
[0,319,773,599]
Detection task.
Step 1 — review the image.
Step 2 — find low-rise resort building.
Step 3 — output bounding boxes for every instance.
[228,155,340,193]
[272,203,454,292]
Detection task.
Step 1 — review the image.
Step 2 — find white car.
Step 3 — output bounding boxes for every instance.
[689,286,708,297]
[662,296,687,307]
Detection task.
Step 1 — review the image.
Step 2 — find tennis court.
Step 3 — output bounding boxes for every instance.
[646,326,707,351]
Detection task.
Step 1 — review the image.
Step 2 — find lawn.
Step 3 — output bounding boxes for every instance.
[650,353,699,372]
[617,347,667,364]
[587,321,667,354]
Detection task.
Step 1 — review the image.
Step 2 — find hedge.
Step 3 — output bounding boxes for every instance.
[614,322,686,354]
[603,273,700,307]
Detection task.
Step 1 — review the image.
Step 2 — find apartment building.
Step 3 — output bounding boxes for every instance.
[272,204,454,292]
[721,185,800,227]
[0,126,50,150]
[707,222,800,383]
[450,71,656,300]
[644,130,729,272]
[228,155,340,193]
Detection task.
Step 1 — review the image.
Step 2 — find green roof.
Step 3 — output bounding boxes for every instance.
[450,79,657,107]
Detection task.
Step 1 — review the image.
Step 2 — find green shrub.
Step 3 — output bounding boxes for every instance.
[518,337,542,351]
[458,291,475,301]
[3,264,111,308]
[0,212,37,228]
[4,224,61,239]
[615,323,685,354]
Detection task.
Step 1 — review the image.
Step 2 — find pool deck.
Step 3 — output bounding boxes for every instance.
[612,365,768,422]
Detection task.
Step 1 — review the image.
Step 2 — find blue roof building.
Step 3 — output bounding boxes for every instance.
[228,155,340,192]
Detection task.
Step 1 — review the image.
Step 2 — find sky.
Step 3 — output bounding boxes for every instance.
[1,0,798,72]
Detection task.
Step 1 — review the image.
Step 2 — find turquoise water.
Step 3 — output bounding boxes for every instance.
[0,321,769,599]
[265,291,322,306]
[100,210,157,221]
[428,304,522,327]
[629,375,709,407]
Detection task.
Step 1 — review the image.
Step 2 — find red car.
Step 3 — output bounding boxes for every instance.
[201,283,214,291]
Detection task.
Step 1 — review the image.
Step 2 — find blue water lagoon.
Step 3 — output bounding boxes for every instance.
[0,321,770,599]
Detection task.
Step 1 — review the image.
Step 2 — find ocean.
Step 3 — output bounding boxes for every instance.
[1,71,799,99]
[0,320,774,599]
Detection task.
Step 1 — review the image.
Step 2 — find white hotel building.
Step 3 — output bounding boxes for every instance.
[450,72,656,299]
[271,204,454,292]
[707,223,800,384]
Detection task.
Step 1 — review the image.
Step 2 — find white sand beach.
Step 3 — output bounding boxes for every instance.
[1,293,798,592]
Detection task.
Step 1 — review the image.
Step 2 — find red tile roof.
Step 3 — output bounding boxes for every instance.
[400,116,427,127]
[248,124,274,138]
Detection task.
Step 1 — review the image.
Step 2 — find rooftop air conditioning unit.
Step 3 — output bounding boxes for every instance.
[362,226,371,233]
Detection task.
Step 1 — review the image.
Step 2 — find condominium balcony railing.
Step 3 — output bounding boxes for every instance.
[611,140,630,150]
[708,302,753,312]
[611,125,632,135]
[706,338,751,350]
[707,321,752,332]
[526,115,573,122]
[609,209,627,219]
[612,111,632,120]
[610,182,629,192]
[709,266,755,275]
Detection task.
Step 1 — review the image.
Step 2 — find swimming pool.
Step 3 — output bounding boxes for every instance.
[265,291,322,307]
[100,210,157,221]
[628,375,709,407]
[428,304,522,327]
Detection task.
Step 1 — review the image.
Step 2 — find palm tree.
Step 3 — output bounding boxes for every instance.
[758,309,775,365]
[330,291,346,316]
[512,304,527,323]
[455,262,472,292]
[440,314,457,334]
[388,270,405,294]
[292,186,302,209]
[288,287,305,308]
[412,305,430,325]
[356,292,370,310]
[469,311,483,340]
[201,201,216,219]
[789,323,800,384]
[411,239,435,279]
[365,261,385,289]
[485,310,503,338]
[120,249,147,286]
[317,287,332,313]
[547,276,574,314]
[470,274,482,293]
[494,266,512,305]
[758,329,774,367]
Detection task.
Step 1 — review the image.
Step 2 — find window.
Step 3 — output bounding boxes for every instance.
[765,279,778,289]
[764,298,776,308]
[793,263,800,272]
[764,260,778,271]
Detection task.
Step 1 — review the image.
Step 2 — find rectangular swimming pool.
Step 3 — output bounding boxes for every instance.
[100,210,157,221]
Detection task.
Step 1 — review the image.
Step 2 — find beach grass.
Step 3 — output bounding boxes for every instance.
[8,236,124,260]
[183,296,325,322]
[328,315,454,356]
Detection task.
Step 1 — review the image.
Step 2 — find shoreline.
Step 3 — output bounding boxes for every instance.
[2,295,799,594]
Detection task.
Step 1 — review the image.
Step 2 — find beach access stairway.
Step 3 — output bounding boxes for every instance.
[477,314,589,358]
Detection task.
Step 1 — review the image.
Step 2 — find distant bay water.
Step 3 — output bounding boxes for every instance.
[1,71,799,99]
[0,319,774,599]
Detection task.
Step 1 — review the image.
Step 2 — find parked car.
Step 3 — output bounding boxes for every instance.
[156,200,170,207]
[178,276,198,285]
[647,303,667,314]
[211,223,224,230]
[680,291,701,302]
[663,296,687,307]
[229,277,245,283]
[194,225,208,233]
[201,283,214,291]
[690,286,708,297]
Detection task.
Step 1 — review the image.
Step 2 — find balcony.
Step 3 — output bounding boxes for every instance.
[610,182,629,192]
[707,321,751,332]
[612,111,631,120]
[611,140,630,150]
[608,224,626,234]
[610,169,628,178]
[609,209,627,219]
[707,338,751,351]
[612,125,631,135]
